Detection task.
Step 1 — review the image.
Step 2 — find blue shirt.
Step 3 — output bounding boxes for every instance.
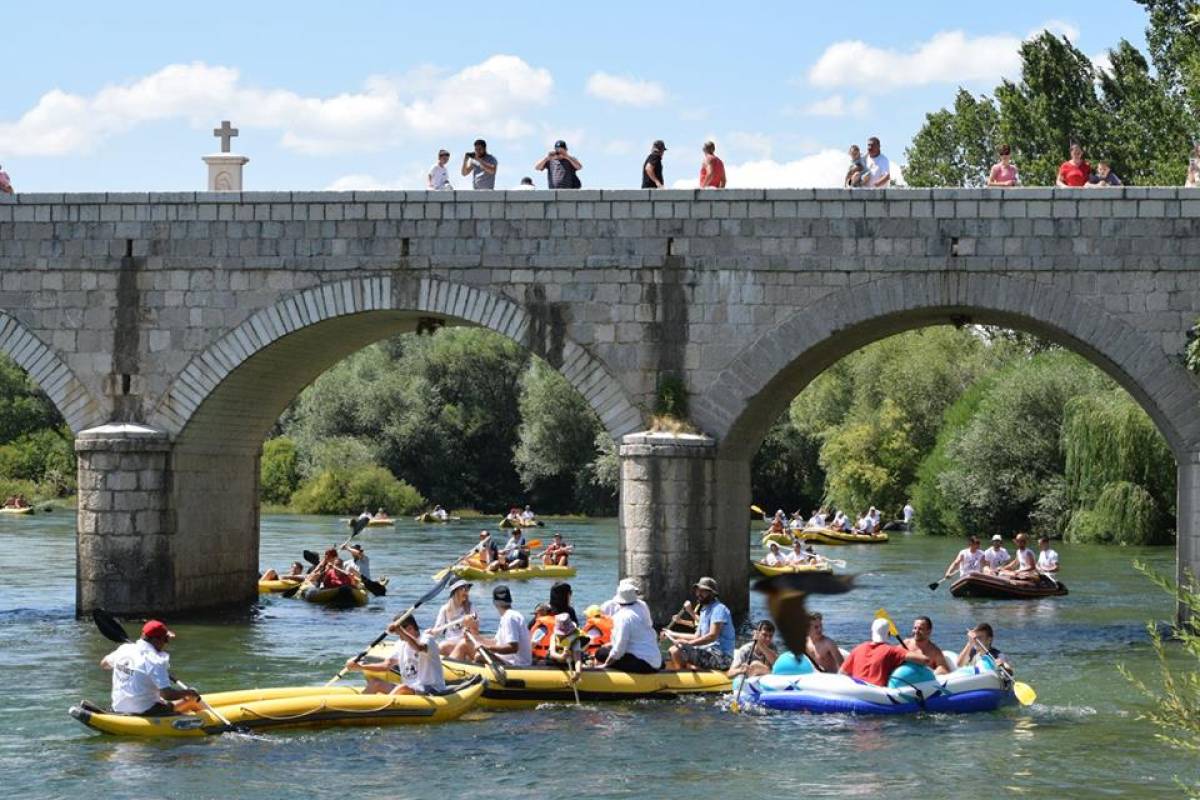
[698,600,735,655]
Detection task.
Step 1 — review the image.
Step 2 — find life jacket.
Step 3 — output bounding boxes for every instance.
[529,614,558,660]
[581,615,613,655]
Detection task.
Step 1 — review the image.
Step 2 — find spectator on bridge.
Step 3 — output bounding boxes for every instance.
[535,140,582,189]
[0,165,11,195]
[845,144,867,188]
[1187,142,1200,187]
[699,141,726,189]
[515,177,536,190]
[1056,143,1090,187]
[987,144,1019,187]
[863,137,890,188]
[461,139,498,190]
[1086,160,1123,187]
[642,140,667,189]
[427,150,453,190]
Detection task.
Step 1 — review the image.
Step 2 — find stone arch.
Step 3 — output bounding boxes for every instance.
[0,311,100,433]
[693,272,1200,461]
[151,274,644,447]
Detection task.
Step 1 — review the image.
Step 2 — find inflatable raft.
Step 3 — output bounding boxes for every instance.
[417,512,460,523]
[744,657,1015,715]
[797,528,889,545]
[448,562,576,581]
[257,578,303,594]
[0,506,34,515]
[950,572,1067,599]
[68,676,485,737]
[499,517,540,529]
[753,561,833,577]
[300,583,369,607]
[366,658,730,709]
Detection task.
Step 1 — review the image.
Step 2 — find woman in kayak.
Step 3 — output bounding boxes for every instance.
[433,579,478,659]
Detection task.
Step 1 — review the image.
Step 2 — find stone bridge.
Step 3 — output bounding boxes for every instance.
[2,187,1199,621]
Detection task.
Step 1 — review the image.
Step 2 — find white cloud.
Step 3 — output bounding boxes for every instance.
[1092,50,1113,77]
[325,173,407,191]
[671,148,853,189]
[808,21,1080,91]
[585,72,667,107]
[603,139,635,156]
[0,55,554,157]
[803,95,869,118]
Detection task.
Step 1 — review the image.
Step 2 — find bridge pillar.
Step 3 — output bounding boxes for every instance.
[1178,454,1200,624]
[619,433,750,625]
[75,425,259,617]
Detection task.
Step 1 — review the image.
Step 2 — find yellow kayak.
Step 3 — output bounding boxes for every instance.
[0,506,34,515]
[68,676,485,737]
[365,657,730,709]
[257,579,303,594]
[300,583,369,607]
[448,563,576,581]
[752,561,834,577]
[417,513,460,523]
[498,517,540,529]
[343,517,394,527]
[798,528,889,545]
[760,530,795,546]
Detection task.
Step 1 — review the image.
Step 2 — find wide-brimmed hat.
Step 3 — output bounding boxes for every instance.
[870,617,891,643]
[693,577,719,594]
[447,579,472,594]
[615,584,639,604]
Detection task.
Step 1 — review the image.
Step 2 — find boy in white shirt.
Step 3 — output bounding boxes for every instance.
[477,585,532,666]
[428,150,453,190]
[345,613,444,695]
[1036,535,1060,572]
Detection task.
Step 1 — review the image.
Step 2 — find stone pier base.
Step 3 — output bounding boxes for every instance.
[1177,455,1200,625]
[619,432,749,625]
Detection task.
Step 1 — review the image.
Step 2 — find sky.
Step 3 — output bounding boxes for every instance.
[0,1,1152,193]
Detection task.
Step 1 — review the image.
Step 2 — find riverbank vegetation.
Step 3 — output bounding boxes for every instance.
[0,355,74,503]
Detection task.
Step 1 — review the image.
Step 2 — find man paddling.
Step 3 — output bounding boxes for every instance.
[840,618,931,687]
[663,577,735,671]
[342,543,372,581]
[942,535,986,581]
[727,620,778,678]
[100,620,200,715]
[903,616,952,674]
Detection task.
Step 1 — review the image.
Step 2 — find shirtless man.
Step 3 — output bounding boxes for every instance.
[805,612,843,673]
[903,615,952,674]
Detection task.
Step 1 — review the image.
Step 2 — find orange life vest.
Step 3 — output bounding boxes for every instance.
[530,614,558,660]
[581,615,614,655]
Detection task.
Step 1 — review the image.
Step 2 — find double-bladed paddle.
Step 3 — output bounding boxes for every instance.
[90,609,249,734]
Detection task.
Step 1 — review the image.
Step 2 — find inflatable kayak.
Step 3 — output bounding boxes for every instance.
[417,513,461,523]
[951,572,1067,599]
[760,530,795,546]
[499,517,540,529]
[364,657,730,709]
[753,561,833,577]
[257,579,303,594]
[744,657,1015,715]
[68,676,485,737]
[449,562,576,581]
[797,528,889,545]
[301,583,369,607]
[0,506,34,515]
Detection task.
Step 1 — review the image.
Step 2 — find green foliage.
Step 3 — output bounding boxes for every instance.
[1066,480,1165,545]
[905,31,1197,187]
[291,466,425,516]
[820,398,918,515]
[260,437,300,505]
[654,375,690,419]
[514,361,615,515]
[0,356,64,445]
[1119,560,1200,798]
[751,415,824,516]
[0,427,75,496]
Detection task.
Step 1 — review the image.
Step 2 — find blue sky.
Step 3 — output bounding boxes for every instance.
[0,1,1150,192]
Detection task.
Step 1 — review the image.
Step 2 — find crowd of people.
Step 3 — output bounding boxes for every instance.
[942,533,1060,584]
[466,528,574,573]
[766,501,914,536]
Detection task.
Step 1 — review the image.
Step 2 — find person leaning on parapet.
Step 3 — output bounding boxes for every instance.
[515,177,536,190]
[1056,142,1090,187]
[987,144,1019,187]
[699,141,726,188]
[1186,142,1200,187]
[642,139,667,189]
[462,139,498,190]
[0,164,12,195]
[845,144,867,188]
[1086,160,1122,188]
[862,136,890,188]
[535,140,582,189]
[428,149,453,190]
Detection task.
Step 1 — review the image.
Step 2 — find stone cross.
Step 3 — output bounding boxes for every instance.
[213,120,238,153]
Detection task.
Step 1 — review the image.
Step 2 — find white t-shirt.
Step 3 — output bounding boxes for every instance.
[494,608,532,666]
[521,510,535,521]
[866,153,890,187]
[607,605,663,668]
[957,548,986,576]
[903,504,915,523]
[433,508,448,520]
[1037,548,1059,571]
[786,549,812,565]
[390,632,445,693]
[600,597,653,630]
[807,514,825,528]
[429,163,452,190]
[983,547,1009,570]
[788,517,803,530]
[763,550,786,566]
[103,639,172,714]
[434,602,470,643]
[1014,547,1036,570]
[345,555,371,580]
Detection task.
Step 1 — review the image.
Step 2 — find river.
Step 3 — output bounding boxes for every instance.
[1,512,1194,799]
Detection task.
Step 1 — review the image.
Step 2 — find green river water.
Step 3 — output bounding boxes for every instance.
[0,511,1194,799]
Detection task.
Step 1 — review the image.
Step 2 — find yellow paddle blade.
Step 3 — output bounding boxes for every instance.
[1013,681,1036,706]
[874,607,899,638]
[750,504,765,516]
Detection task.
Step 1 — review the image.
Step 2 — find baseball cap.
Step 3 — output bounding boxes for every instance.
[142,620,175,640]
[554,139,567,149]
[991,534,1003,542]
[493,585,513,604]
[653,139,667,151]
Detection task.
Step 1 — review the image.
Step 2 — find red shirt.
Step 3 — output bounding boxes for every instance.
[840,642,909,686]
[324,567,351,588]
[700,155,726,188]
[1058,159,1090,187]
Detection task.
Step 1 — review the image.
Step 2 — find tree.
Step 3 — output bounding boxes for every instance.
[0,354,63,445]
[904,90,1001,188]
[820,398,918,516]
[260,436,300,505]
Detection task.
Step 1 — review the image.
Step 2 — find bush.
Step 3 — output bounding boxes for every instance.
[260,437,300,505]
[1065,480,1168,545]
[291,466,425,516]
[0,427,75,496]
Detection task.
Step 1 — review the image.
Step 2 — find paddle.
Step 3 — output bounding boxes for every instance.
[928,575,952,592]
[90,609,249,734]
[465,629,508,686]
[324,569,457,686]
[750,504,765,517]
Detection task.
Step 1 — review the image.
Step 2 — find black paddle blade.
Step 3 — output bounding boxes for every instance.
[281,583,303,598]
[92,608,133,645]
[363,577,387,597]
[928,581,941,591]
[302,550,320,566]
[753,574,854,656]
[351,515,370,537]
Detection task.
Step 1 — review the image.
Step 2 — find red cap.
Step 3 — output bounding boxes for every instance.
[142,620,175,640]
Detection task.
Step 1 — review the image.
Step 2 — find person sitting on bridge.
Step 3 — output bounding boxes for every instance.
[0,164,12,195]
[261,561,305,582]
[346,613,445,695]
[903,615,953,674]
[762,541,787,567]
[805,612,843,673]
[999,533,1038,581]
[955,622,1013,673]
[341,543,371,581]
[841,618,931,686]
[663,577,735,671]
[100,620,200,715]
[541,532,573,566]
[1086,160,1122,187]
[988,144,1019,187]
[727,619,778,679]
[1056,142,1091,187]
